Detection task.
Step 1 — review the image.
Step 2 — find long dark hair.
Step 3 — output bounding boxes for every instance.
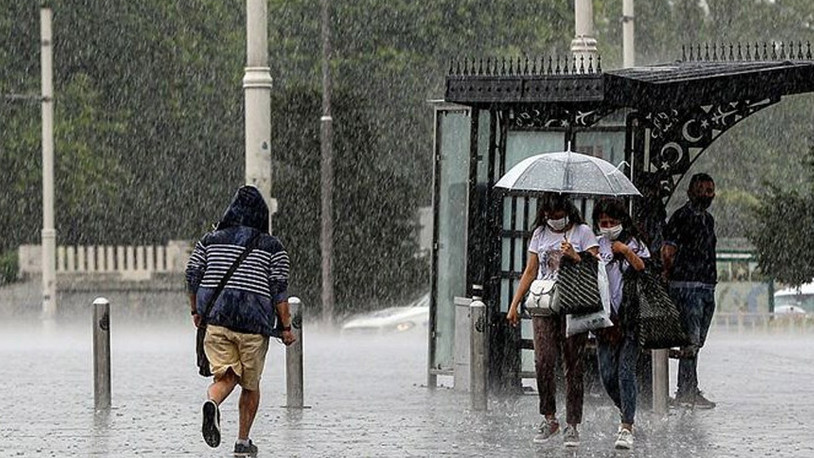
[591,197,639,243]
[533,193,585,230]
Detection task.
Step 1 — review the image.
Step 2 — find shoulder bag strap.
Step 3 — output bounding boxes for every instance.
[200,231,263,324]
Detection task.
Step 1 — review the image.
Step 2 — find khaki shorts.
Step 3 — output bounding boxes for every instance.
[204,325,270,391]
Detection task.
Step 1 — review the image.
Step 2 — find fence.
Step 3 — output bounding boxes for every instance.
[18,241,192,277]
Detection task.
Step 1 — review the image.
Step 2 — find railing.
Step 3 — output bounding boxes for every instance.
[713,312,813,333]
[18,241,192,276]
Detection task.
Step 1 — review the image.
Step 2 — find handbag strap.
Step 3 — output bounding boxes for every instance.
[200,231,263,324]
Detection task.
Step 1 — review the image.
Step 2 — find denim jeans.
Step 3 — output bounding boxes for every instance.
[532,315,588,425]
[669,285,716,397]
[596,327,639,424]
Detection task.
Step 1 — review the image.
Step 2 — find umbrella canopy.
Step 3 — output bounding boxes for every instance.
[494,150,641,196]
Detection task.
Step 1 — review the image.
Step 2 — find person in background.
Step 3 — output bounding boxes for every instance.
[661,173,717,409]
[507,193,599,448]
[592,198,649,450]
[186,185,296,456]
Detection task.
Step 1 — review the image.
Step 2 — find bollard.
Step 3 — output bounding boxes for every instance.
[651,349,668,415]
[92,297,111,410]
[286,296,304,408]
[469,300,487,411]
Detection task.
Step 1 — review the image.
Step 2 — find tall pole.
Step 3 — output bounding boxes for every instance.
[244,0,274,228]
[571,0,598,67]
[622,0,635,68]
[320,0,335,326]
[41,4,57,321]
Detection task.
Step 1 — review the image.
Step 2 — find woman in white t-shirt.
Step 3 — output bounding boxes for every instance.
[507,193,598,448]
[592,198,649,450]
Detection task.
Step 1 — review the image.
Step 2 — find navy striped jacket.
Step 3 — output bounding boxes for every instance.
[185,186,290,336]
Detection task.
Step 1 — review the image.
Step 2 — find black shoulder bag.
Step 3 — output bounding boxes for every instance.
[556,252,604,315]
[627,260,691,350]
[196,232,262,377]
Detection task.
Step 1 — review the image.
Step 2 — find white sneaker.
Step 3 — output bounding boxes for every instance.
[563,425,580,447]
[532,417,560,443]
[614,426,633,450]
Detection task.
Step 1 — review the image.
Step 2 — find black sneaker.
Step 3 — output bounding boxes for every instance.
[201,400,221,448]
[692,391,717,409]
[234,440,258,457]
[675,391,717,409]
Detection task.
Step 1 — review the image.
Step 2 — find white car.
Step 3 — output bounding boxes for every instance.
[340,293,430,335]
[773,281,814,315]
[773,305,807,315]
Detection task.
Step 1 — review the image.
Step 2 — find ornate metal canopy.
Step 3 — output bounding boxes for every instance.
[445,41,814,201]
[447,42,814,108]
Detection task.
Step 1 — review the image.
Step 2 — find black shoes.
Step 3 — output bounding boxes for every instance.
[202,399,221,448]
[234,440,259,456]
[674,390,717,409]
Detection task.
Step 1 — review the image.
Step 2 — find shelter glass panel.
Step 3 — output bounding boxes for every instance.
[505,131,565,171]
[575,130,626,166]
[432,108,470,371]
[477,109,491,183]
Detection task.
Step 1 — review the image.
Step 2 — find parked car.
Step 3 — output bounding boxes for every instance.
[340,293,430,335]
[773,282,814,315]
[773,305,807,315]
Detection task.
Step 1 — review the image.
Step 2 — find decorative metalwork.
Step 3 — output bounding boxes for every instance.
[510,105,613,130]
[682,41,814,62]
[448,54,602,76]
[637,97,780,198]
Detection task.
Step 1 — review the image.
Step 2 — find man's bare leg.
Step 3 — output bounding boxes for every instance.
[238,388,260,440]
[208,369,239,404]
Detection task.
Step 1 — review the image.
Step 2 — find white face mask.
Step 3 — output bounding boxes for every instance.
[600,224,623,241]
[547,216,569,231]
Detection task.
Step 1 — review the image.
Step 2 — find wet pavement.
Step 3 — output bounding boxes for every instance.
[1,316,813,457]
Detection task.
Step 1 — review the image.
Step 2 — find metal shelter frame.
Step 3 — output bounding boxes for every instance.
[433,41,814,393]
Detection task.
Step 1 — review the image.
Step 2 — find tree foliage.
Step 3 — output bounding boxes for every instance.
[1,0,814,305]
[748,144,814,286]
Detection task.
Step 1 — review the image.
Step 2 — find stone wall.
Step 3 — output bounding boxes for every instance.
[0,273,188,324]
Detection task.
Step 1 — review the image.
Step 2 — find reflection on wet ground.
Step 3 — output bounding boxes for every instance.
[1,321,812,457]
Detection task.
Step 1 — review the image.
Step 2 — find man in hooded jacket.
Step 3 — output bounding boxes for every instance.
[186,185,295,456]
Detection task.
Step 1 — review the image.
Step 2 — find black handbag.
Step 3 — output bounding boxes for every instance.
[628,264,690,350]
[556,252,604,315]
[196,232,262,377]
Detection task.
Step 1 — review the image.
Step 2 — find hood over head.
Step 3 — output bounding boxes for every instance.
[216,185,269,233]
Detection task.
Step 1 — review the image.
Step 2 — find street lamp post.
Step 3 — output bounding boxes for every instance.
[41,4,57,321]
[622,0,635,68]
[244,0,274,228]
[571,0,598,65]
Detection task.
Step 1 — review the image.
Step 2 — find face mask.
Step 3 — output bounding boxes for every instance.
[692,196,713,210]
[547,216,569,231]
[600,224,623,241]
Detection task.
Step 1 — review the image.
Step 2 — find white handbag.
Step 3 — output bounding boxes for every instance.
[524,279,560,316]
[565,260,614,336]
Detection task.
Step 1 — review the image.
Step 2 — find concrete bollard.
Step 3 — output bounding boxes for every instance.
[92,297,111,410]
[286,296,304,408]
[470,300,487,411]
[651,349,669,415]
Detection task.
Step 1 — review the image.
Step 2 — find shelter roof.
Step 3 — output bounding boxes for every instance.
[445,42,814,111]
